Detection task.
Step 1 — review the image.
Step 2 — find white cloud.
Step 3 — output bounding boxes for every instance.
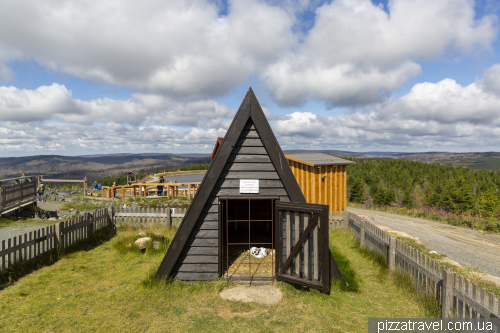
[0,121,228,154]
[0,84,234,127]
[3,63,500,154]
[478,64,500,96]
[264,0,497,106]
[272,64,500,151]
[0,0,295,100]
[388,79,500,125]
[0,0,495,108]
[0,84,81,122]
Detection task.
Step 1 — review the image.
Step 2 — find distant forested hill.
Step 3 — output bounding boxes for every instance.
[347,158,500,217]
[393,152,500,171]
[0,153,210,182]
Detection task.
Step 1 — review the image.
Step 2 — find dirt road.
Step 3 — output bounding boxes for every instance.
[347,207,500,279]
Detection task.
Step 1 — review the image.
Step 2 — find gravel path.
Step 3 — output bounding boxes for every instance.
[0,225,48,242]
[37,201,63,212]
[348,207,500,279]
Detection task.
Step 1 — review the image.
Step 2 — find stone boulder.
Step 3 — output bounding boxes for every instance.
[134,237,152,253]
[219,286,282,305]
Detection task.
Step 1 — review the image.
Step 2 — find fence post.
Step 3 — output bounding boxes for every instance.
[388,236,396,272]
[342,211,348,227]
[55,222,65,253]
[107,206,115,233]
[360,219,366,248]
[88,212,94,240]
[166,207,172,227]
[442,269,455,318]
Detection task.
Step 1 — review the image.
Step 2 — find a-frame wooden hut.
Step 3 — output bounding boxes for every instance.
[156,88,343,292]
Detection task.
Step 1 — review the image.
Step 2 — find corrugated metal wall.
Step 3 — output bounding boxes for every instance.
[287,160,347,218]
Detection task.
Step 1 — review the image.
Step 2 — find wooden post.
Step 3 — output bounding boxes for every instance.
[442,269,455,318]
[0,183,3,211]
[83,177,87,195]
[107,206,115,231]
[55,222,64,253]
[342,211,348,227]
[88,212,95,240]
[167,207,172,227]
[360,219,366,248]
[388,236,396,272]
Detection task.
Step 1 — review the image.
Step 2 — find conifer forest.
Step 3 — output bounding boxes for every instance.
[346,158,500,230]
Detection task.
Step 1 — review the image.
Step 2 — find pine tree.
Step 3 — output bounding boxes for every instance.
[479,188,500,219]
[442,177,475,214]
[349,178,364,203]
[402,190,413,208]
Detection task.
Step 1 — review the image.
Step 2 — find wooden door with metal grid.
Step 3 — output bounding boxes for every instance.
[275,201,330,293]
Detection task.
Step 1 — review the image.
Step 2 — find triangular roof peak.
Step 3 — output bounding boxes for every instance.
[156,87,305,279]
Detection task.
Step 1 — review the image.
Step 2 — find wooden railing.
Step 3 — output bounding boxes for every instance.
[0,207,113,272]
[40,176,88,194]
[101,182,200,199]
[339,211,500,319]
[0,177,37,214]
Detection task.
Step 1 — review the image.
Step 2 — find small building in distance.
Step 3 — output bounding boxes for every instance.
[285,153,354,219]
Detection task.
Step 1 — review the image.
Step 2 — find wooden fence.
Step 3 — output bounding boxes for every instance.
[102,182,200,199]
[0,207,113,272]
[340,211,500,319]
[41,176,88,194]
[114,207,186,227]
[0,177,37,215]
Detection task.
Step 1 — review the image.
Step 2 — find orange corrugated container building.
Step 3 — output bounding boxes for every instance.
[285,153,354,219]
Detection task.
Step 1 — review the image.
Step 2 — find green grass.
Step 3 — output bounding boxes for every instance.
[0,226,116,290]
[60,200,106,212]
[0,216,55,227]
[391,235,446,261]
[0,226,435,332]
[124,196,192,208]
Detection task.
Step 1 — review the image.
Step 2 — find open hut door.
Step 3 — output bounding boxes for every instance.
[275,201,331,293]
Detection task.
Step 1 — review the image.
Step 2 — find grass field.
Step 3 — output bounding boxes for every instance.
[0,226,438,332]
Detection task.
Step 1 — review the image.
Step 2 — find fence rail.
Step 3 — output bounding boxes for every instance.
[114,207,186,227]
[0,207,113,272]
[41,176,88,194]
[340,211,500,319]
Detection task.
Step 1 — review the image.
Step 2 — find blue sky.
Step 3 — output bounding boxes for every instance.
[1,0,500,157]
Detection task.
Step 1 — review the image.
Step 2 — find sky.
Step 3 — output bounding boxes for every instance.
[0,0,500,157]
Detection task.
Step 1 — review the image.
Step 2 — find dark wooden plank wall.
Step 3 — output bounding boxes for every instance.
[280,211,320,281]
[172,120,291,280]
